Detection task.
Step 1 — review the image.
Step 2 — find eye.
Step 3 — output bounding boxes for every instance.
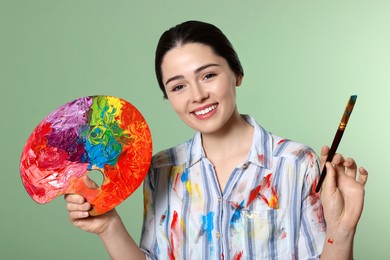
[203,73,216,81]
[172,84,185,92]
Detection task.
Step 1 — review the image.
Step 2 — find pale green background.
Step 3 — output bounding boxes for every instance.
[1,1,389,259]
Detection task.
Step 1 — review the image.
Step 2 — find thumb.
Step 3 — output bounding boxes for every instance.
[322,162,337,193]
[83,175,99,189]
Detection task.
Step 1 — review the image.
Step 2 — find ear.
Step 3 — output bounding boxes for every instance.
[235,74,243,86]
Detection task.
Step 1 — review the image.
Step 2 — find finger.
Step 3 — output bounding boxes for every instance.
[331,153,345,165]
[69,211,90,222]
[67,201,91,212]
[358,167,368,186]
[64,194,86,204]
[320,146,330,169]
[322,162,337,193]
[343,157,357,178]
[332,153,346,173]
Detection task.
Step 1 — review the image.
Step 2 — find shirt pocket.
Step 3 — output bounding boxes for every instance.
[230,208,290,259]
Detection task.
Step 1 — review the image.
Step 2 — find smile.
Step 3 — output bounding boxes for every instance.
[193,105,217,116]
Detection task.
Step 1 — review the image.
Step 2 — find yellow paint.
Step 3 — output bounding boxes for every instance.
[106,96,123,117]
[195,183,201,199]
[186,181,193,196]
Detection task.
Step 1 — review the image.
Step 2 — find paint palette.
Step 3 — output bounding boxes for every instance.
[20,96,152,215]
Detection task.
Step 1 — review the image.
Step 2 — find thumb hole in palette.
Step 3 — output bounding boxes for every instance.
[86,169,104,189]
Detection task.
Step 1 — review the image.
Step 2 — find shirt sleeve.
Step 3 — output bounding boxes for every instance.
[139,167,158,260]
[297,149,326,259]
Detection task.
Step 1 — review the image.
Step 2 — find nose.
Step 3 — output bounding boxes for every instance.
[191,83,208,102]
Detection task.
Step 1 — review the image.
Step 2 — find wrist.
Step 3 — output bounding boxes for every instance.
[321,226,356,260]
[97,212,144,259]
[325,225,356,244]
[99,212,126,241]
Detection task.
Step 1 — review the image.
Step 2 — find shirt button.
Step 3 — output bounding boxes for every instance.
[242,163,248,169]
[216,232,220,239]
[218,197,221,203]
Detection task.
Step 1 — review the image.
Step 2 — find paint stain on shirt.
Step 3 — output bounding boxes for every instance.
[230,200,245,228]
[202,211,215,243]
[246,173,279,209]
[169,210,179,260]
[233,251,244,260]
[308,178,326,231]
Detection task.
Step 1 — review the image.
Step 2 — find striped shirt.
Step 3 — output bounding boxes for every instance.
[140,115,326,259]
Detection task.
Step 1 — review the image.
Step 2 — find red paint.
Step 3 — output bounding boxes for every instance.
[309,179,321,206]
[160,214,166,225]
[230,201,242,209]
[263,173,272,188]
[30,122,51,153]
[259,193,269,205]
[308,178,326,229]
[23,179,46,197]
[171,211,179,228]
[246,173,273,207]
[277,139,286,145]
[169,211,179,260]
[168,248,175,260]
[258,154,264,164]
[306,151,314,167]
[172,168,181,193]
[233,251,243,260]
[247,185,261,206]
[327,238,333,245]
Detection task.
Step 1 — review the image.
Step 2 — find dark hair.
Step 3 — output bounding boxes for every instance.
[155,20,244,99]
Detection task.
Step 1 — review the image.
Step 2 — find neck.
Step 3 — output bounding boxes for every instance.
[201,113,253,160]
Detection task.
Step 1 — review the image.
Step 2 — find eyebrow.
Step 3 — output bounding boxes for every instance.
[164,63,220,86]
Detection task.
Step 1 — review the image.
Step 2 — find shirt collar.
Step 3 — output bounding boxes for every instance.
[245,115,273,169]
[186,115,273,170]
[185,131,203,168]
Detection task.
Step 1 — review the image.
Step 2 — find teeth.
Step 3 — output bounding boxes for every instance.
[194,105,217,116]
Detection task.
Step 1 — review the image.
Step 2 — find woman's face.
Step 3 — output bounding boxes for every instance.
[161,43,242,134]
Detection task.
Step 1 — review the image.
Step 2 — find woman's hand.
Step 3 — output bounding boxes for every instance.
[319,146,368,234]
[64,175,120,236]
[64,175,146,259]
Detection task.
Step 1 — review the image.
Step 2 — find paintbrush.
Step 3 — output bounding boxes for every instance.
[315,95,357,193]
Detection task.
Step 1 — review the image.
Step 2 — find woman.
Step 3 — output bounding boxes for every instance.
[66,20,368,259]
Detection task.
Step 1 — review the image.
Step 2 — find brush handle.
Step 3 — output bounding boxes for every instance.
[315,129,344,192]
[315,95,357,193]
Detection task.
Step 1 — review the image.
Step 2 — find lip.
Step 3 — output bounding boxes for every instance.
[191,103,218,119]
[191,103,218,113]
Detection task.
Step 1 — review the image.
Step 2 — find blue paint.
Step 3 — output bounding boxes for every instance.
[85,134,122,169]
[202,211,214,243]
[230,200,245,227]
[350,95,357,104]
[181,168,189,182]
